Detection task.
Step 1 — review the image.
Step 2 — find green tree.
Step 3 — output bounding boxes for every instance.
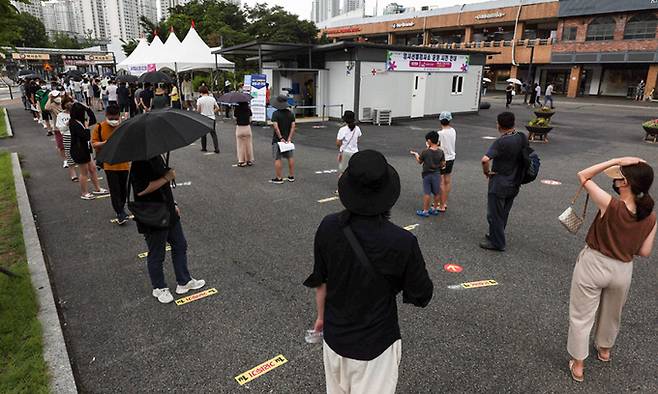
[245,4,321,44]
[121,38,139,57]
[10,12,49,48]
[0,0,22,50]
[50,32,82,49]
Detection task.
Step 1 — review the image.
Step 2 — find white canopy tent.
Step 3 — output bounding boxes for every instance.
[117,26,234,76]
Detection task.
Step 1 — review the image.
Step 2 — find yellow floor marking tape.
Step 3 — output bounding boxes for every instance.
[175,287,218,306]
[404,224,419,231]
[235,355,288,386]
[138,245,171,259]
[317,196,339,203]
[461,279,498,289]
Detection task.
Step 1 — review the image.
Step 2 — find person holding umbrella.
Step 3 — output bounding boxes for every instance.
[96,108,214,304]
[234,101,254,166]
[196,86,220,154]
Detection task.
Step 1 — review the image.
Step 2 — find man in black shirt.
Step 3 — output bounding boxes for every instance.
[139,83,154,112]
[130,155,205,303]
[304,150,433,393]
[116,82,131,118]
[270,95,296,184]
[480,111,527,251]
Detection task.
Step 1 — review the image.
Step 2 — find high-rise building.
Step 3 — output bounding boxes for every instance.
[41,0,78,35]
[76,0,108,40]
[139,0,159,24]
[316,0,340,22]
[311,0,320,23]
[344,0,364,13]
[10,0,43,20]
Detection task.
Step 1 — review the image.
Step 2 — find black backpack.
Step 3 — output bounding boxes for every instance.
[518,134,540,185]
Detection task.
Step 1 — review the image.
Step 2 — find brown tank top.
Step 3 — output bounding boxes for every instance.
[586,198,656,262]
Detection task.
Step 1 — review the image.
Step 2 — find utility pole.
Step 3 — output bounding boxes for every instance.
[526,44,535,84]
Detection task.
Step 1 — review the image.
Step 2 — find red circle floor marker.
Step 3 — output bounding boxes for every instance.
[541,179,562,186]
[443,263,463,273]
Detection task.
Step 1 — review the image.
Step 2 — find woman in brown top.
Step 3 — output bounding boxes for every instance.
[567,157,657,382]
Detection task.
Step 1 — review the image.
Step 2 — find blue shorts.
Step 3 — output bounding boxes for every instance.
[422,173,441,196]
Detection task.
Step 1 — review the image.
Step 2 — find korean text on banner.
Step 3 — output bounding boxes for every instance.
[251,74,267,122]
[386,51,469,73]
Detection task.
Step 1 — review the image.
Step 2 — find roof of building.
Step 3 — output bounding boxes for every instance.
[319,0,558,29]
[313,41,496,56]
[212,42,314,56]
[2,46,113,56]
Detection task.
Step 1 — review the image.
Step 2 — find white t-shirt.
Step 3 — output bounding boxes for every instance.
[438,127,456,161]
[71,80,82,93]
[535,85,541,96]
[337,125,361,153]
[197,95,217,119]
[545,85,554,96]
[82,82,90,95]
[56,112,71,136]
[106,84,118,101]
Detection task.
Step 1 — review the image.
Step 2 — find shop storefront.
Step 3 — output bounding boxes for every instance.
[4,47,116,79]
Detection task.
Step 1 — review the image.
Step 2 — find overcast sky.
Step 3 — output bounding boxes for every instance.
[241,0,486,21]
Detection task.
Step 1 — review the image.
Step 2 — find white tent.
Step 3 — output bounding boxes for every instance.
[152,31,184,71]
[173,26,233,72]
[116,38,157,75]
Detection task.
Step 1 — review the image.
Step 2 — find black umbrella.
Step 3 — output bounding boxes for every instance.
[116,74,139,83]
[138,71,173,85]
[66,69,84,79]
[96,108,214,164]
[217,91,252,104]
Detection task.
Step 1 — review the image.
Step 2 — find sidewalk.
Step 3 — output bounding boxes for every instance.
[484,92,658,110]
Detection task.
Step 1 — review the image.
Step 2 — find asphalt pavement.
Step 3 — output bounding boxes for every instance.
[2,98,658,393]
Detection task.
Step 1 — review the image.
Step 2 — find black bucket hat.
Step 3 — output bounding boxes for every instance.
[342,110,356,123]
[338,150,400,216]
[271,95,289,110]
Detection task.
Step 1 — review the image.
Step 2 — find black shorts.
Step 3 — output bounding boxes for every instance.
[42,110,52,121]
[119,102,130,112]
[440,160,455,175]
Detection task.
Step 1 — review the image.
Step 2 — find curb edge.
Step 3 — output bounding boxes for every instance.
[11,153,77,393]
[3,107,13,137]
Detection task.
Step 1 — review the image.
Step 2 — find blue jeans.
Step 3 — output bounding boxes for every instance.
[144,220,191,289]
[544,95,554,108]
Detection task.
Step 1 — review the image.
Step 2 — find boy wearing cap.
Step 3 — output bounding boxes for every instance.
[437,111,456,212]
[410,131,445,217]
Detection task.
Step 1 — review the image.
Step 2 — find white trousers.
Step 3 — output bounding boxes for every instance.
[323,340,402,394]
[567,246,633,360]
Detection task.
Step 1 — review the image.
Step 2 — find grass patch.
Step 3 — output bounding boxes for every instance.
[0,108,7,138]
[0,152,49,393]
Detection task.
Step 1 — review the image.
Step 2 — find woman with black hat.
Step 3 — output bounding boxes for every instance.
[304,150,433,393]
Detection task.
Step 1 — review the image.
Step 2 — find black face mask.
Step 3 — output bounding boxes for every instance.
[612,180,621,195]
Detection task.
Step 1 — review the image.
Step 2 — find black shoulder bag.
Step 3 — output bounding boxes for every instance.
[342,225,392,293]
[126,168,171,229]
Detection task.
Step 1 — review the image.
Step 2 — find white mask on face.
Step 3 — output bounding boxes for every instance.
[107,119,120,127]
[54,98,62,104]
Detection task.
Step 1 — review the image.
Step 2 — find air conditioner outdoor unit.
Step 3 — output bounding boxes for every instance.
[362,107,373,122]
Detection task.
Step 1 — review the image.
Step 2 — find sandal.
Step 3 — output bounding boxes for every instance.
[596,346,611,362]
[237,162,247,167]
[569,360,584,383]
[71,176,79,182]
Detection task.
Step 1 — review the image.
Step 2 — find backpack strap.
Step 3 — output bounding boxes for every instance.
[342,225,391,293]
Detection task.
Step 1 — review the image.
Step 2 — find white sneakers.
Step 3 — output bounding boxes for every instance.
[152,288,174,304]
[152,278,206,304]
[176,278,206,294]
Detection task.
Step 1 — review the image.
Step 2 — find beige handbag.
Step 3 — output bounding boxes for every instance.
[559,186,590,234]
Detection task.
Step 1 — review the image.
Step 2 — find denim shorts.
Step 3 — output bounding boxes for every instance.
[422,172,441,196]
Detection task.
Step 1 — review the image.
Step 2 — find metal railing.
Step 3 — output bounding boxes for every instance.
[429,37,556,50]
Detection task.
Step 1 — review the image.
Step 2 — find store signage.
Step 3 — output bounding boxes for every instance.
[87,54,114,62]
[128,64,156,76]
[12,53,50,61]
[475,12,505,20]
[325,26,361,35]
[391,21,415,29]
[386,51,469,73]
[250,74,267,122]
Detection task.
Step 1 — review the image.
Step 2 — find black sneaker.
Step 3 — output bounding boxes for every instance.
[116,216,128,225]
[269,178,284,184]
[287,176,295,182]
[201,149,208,152]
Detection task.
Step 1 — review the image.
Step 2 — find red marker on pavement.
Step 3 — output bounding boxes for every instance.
[443,263,463,273]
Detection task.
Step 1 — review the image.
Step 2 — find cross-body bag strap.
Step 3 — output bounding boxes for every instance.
[342,225,391,293]
[570,185,590,217]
